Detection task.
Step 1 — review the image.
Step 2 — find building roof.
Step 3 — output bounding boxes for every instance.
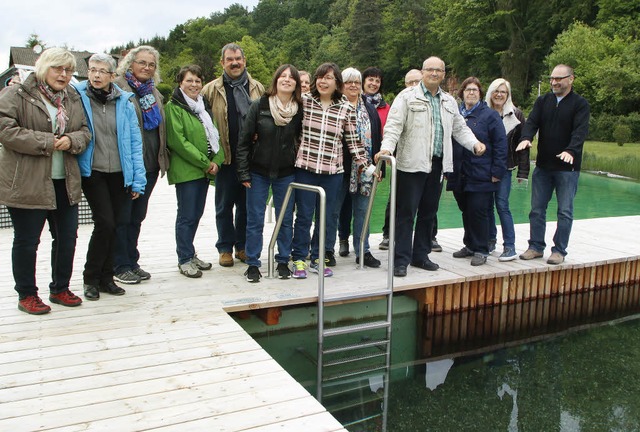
[9,46,95,79]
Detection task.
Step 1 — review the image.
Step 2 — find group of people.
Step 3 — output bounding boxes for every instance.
[0,41,589,315]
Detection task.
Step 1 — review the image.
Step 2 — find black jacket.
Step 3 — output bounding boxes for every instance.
[520,90,590,171]
[505,107,530,179]
[236,95,303,182]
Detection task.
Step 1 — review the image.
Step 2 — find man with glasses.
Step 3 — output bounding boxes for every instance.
[375,57,486,277]
[516,64,590,265]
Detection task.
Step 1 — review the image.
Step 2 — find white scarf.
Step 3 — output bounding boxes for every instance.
[268,95,298,126]
[181,89,220,155]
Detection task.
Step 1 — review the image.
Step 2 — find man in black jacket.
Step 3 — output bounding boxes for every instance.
[516,64,590,265]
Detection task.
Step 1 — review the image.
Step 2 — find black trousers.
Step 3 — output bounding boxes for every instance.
[453,190,493,255]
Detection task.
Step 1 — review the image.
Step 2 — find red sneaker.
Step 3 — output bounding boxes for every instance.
[49,290,83,307]
[18,296,52,315]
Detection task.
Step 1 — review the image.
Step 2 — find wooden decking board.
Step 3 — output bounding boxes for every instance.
[1,180,638,430]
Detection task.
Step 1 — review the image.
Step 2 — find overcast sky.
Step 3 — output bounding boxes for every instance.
[0,0,260,70]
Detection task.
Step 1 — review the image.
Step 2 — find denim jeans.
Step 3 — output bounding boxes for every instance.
[245,173,295,267]
[454,190,493,255]
[528,166,580,256]
[175,178,210,265]
[215,163,246,253]
[351,192,371,257]
[324,177,349,253]
[291,169,343,262]
[8,179,78,299]
[82,171,128,285]
[114,170,158,274]
[489,169,516,249]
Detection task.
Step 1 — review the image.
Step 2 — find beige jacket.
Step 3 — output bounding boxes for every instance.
[114,76,170,176]
[0,74,90,209]
[201,73,264,165]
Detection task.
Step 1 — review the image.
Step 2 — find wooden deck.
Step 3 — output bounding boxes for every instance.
[1,180,638,430]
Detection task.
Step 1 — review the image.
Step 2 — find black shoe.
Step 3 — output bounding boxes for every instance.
[471,253,487,266]
[356,252,381,268]
[245,265,262,283]
[411,258,439,271]
[431,239,443,252]
[488,239,496,253]
[453,247,474,258]
[325,251,337,267]
[394,265,407,277]
[339,239,349,257]
[99,281,126,296]
[277,262,292,279]
[83,284,100,301]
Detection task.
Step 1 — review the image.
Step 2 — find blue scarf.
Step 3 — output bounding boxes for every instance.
[460,101,481,118]
[125,71,162,130]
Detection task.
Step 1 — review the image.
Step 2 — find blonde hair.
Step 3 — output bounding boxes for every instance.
[116,45,161,82]
[34,47,76,82]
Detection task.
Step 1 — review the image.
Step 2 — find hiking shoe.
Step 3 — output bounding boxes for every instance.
[394,265,407,277]
[356,252,381,268]
[277,262,292,279]
[192,255,212,270]
[18,296,51,315]
[114,270,142,284]
[431,239,443,252]
[83,284,100,301]
[488,239,496,253]
[453,247,474,258]
[471,253,488,266]
[499,247,517,262]
[310,259,333,277]
[379,236,389,250]
[132,267,151,280]
[179,260,202,278]
[245,265,262,283]
[291,260,307,279]
[411,258,439,271]
[519,249,543,260]
[325,251,337,267]
[547,252,565,265]
[49,290,82,307]
[219,252,234,267]
[235,249,247,263]
[339,239,350,257]
[99,281,126,296]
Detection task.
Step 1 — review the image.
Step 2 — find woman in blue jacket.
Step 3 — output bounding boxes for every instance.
[447,77,507,266]
[75,53,146,300]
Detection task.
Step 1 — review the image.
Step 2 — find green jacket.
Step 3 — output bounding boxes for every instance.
[165,89,224,185]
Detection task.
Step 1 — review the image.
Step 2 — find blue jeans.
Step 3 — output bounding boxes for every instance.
[291,169,343,262]
[351,192,371,257]
[215,163,246,253]
[528,167,580,256]
[8,179,78,298]
[489,169,516,249]
[245,172,295,267]
[325,177,349,253]
[114,170,158,274]
[175,178,210,265]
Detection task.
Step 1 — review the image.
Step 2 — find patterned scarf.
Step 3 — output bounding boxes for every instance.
[125,71,162,130]
[460,101,481,118]
[87,84,117,105]
[363,92,385,109]
[38,82,68,136]
[268,95,298,126]
[222,69,252,119]
[180,89,220,156]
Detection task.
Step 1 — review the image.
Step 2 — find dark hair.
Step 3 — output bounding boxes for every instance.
[175,64,204,84]
[310,63,343,102]
[458,76,483,100]
[362,66,383,91]
[266,64,302,105]
[220,43,245,60]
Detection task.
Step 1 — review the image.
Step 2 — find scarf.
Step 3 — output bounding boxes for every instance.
[268,95,298,126]
[87,84,117,105]
[223,69,251,119]
[38,82,68,136]
[460,101,481,118]
[125,71,162,130]
[180,89,220,156]
[363,92,386,109]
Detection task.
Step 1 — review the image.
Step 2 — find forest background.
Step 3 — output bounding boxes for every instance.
[104,0,640,145]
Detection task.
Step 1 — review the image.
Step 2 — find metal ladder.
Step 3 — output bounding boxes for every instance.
[267,156,397,431]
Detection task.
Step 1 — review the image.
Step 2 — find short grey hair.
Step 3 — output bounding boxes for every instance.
[341,67,361,83]
[220,43,245,60]
[116,45,161,82]
[34,47,76,82]
[88,53,117,73]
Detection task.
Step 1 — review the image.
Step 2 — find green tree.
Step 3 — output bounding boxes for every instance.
[26,33,46,49]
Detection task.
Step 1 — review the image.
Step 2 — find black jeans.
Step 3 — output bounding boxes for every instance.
[82,171,128,285]
[8,179,78,299]
[453,190,493,255]
[383,177,441,240]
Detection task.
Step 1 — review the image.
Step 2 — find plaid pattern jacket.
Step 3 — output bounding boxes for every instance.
[295,94,367,175]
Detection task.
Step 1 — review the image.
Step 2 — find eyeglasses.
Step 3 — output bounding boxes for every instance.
[422,68,445,74]
[318,75,335,82]
[50,66,75,75]
[88,68,113,76]
[549,75,571,82]
[405,79,421,86]
[345,80,361,87]
[464,88,480,93]
[493,90,508,95]
[133,60,157,70]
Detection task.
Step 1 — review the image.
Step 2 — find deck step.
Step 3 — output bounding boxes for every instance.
[323,338,389,354]
[323,364,388,382]
[324,290,393,304]
[323,320,390,337]
[323,351,386,368]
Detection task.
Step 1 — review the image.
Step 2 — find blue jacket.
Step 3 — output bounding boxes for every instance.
[73,81,146,194]
[447,101,507,193]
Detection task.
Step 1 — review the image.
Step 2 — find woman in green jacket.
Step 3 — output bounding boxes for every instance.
[165,65,224,278]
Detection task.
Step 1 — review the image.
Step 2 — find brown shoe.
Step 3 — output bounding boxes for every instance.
[519,249,543,260]
[235,249,247,263]
[547,252,565,265]
[219,252,234,267]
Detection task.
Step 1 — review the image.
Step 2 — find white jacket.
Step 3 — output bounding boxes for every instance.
[381,85,478,173]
